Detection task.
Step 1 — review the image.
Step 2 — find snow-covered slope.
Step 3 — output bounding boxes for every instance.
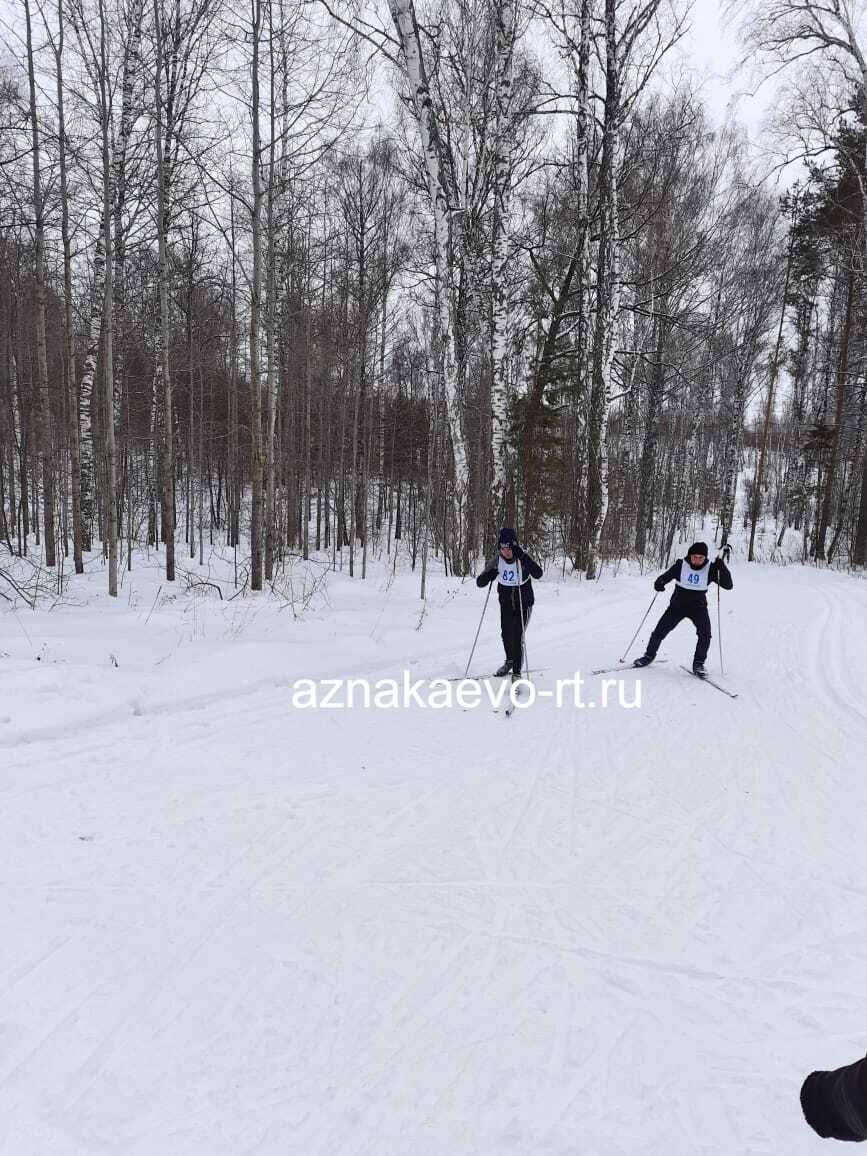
[2,554,866,1154]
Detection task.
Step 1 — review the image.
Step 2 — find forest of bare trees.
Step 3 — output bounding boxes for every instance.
[3,0,867,601]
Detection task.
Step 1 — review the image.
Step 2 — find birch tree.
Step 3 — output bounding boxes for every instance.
[388,0,471,562]
[65,0,122,590]
[23,0,56,568]
[584,0,687,578]
[97,0,118,593]
[489,0,519,507]
[42,0,84,570]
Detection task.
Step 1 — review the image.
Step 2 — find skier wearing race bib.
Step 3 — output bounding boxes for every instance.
[475,527,543,679]
[633,541,732,678]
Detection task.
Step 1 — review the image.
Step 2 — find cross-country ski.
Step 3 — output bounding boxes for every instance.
[591,659,668,675]
[446,668,546,682]
[679,664,739,699]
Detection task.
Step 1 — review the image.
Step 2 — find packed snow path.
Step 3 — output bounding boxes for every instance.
[2,559,866,1154]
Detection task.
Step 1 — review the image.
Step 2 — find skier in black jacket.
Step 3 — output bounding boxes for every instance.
[801,1051,867,1142]
[476,527,542,678]
[633,540,732,678]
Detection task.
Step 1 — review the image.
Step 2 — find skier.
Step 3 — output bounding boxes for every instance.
[632,541,732,678]
[476,528,543,679]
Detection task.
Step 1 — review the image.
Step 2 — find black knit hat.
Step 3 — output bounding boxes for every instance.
[498,527,518,548]
[686,541,708,558]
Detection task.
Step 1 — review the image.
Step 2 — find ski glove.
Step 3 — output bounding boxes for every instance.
[477,558,498,587]
[654,577,666,592]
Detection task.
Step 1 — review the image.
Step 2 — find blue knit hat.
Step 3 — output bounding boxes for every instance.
[498,527,518,547]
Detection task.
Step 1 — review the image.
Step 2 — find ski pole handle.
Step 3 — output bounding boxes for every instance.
[619,592,658,663]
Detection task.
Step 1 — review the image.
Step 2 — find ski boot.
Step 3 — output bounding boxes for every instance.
[633,653,654,668]
[494,660,513,677]
[692,660,707,679]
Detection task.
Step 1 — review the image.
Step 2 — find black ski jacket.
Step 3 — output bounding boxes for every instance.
[654,557,732,608]
[476,548,543,610]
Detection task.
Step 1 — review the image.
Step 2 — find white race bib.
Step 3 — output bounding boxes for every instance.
[497,556,522,586]
[676,559,710,591]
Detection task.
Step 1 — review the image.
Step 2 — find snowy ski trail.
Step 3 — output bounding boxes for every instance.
[1,561,866,1154]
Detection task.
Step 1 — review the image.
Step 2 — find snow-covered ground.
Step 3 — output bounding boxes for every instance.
[2,547,867,1154]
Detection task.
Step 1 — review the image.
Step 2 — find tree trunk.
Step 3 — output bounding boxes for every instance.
[585,0,621,580]
[815,259,855,561]
[489,0,517,513]
[98,0,118,594]
[249,0,265,590]
[153,0,175,581]
[388,0,471,565]
[264,4,278,581]
[24,0,56,569]
[634,313,667,557]
[748,232,793,560]
[50,0,83,573]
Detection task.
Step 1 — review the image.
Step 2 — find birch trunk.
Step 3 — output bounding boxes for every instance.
[748,235,792,560]
[719,369,748,547]
[76,231,105,549]
[264,1,278,581]
[49,0,83,572]
[634,313,667,557]
[112,0,144,547]
[24,0,56,568]
[489,0,516,510]
[519,0,590,540]
[388,0,470,544]
[153,0,175,581]
[97,0,118,595]
[249,0,265,590]
[585,0,621,580]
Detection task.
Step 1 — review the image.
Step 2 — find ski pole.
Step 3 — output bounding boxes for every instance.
[517,558,529,679]
[619,592,658,663]
[716,545,730,676]
[464,575,493,678]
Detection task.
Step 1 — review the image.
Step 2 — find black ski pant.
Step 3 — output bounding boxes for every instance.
[500,601,532,672]
[647,602,711,663]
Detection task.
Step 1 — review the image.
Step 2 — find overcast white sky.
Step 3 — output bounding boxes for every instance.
[668,0,802,187]
[679,0,761,122]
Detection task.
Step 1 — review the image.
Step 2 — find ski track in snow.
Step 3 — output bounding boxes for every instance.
[1,563,866,1154]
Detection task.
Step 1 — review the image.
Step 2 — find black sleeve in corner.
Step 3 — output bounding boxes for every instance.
[520,553,543,580]
[801,1053,867,1142]
[711,560,733,590]
[658,562,680,586]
